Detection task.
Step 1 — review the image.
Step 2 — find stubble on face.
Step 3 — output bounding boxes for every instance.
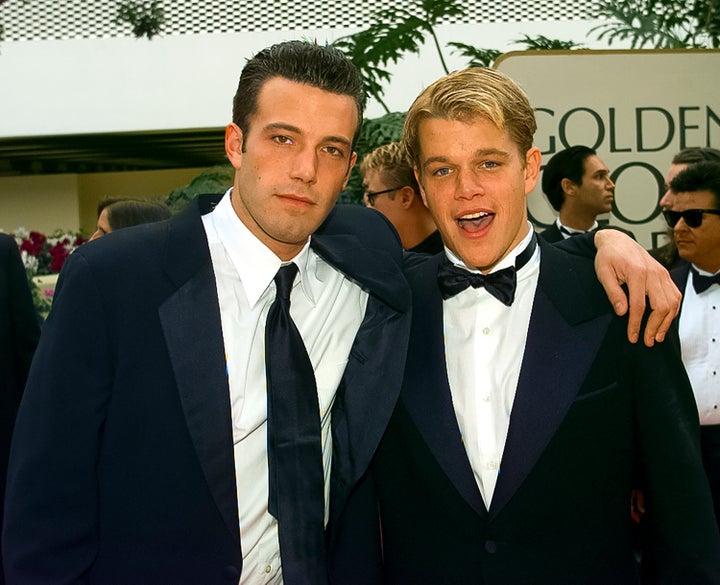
[225,77,358,260]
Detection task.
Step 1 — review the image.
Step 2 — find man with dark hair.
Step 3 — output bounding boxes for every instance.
[4,42,682,584]
[4,40,408,585]
[667,161,720,530]
[652,147,720,269]
[540,145,617,242]
[359,141,442,253]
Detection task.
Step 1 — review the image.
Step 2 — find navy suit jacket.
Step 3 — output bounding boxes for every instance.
[3,199,411,584]
[0,234,40,585]
[331,239,720,585]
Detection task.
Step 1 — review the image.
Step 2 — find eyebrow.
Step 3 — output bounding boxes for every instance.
[264,122,353,149]
[422,148,510,170]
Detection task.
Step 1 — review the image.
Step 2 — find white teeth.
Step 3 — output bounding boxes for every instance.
[459,211,488,220]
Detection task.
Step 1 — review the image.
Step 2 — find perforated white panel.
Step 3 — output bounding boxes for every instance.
[1,0,595,42]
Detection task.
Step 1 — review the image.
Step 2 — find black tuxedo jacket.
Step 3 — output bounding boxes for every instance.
[331,239,720,585]
[670,260,692,312]
[3,200,411,584]
[538,221,563,243]
[0,233,40,585]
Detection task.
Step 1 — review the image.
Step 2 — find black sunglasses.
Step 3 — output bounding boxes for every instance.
[663,208,720,228]
[364,186,402,206]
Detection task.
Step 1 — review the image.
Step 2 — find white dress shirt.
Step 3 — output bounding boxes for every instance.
[202,190,368,584]
[678,266,720,426]
[444,226,541,509]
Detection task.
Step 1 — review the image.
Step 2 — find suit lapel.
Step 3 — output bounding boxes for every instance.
[670,261,690,317]
[158,201,240,546]
[489,241,612,519]
[402,255,486,517]
[311,232,413,527]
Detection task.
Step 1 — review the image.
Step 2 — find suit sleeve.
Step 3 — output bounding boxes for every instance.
[551,225,637,259]
[3,251,113,583]
[632,338,720,583]
[5,236,41,388]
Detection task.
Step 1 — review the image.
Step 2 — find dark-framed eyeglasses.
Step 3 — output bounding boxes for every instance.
[364,186,403,206]
[663,208,720,228]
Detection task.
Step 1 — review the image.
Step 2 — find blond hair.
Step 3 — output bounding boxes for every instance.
[359,141,418,194]
[403,67,537,168]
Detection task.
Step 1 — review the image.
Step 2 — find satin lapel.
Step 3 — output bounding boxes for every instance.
[311,233,412,528]
[402,256,486,517]
[158,202,239,546]
[489,242,611,519]
[670,261,690,317]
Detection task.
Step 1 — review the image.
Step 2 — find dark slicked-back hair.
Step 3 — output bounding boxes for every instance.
[232,40,366,144]
[541,145,597,211]
[672,147,720,165]
[670,161,720,208]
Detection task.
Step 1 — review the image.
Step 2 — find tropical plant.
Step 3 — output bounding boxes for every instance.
[116,0,165,40]
[166,164,234,210]
[343,111,406,203]
[333,0,586,113]
[513,34,585,51]
[333,0,462,111]
[591,0,720,48]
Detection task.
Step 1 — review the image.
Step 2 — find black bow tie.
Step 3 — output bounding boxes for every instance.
[691,267,720,294]
[437,235,537,306]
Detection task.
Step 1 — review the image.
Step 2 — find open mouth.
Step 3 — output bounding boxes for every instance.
[457,211,494,233]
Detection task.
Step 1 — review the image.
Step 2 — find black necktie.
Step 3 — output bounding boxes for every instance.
[265,263,327,584]
[691,266,720,294]
[559,224,578,237]
[437,234,538,306]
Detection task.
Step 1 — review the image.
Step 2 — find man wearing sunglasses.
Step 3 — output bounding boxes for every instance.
[667,160,720,531]
[360,141,443,254]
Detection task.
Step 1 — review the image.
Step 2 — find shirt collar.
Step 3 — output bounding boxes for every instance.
[691,264,720,278]
[444,222,539,276]
[205,188,318,308]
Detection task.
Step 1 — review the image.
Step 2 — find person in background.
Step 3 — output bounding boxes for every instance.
[90,198,171,241]
[360,141,442,254]
[540,145,620,242]
[652,147,720,270]
[0,232,40,585]
[666,161,720,529]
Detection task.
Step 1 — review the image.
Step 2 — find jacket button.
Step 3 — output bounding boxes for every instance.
[485,540,498,554]
[222,565,240,581]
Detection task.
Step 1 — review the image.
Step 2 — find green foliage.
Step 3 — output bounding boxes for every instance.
[166,165,234,211]
[333,0,462,113]
[447,43,502,67]
[591,0,720,48]
[342,111,406,204]
[334,0,593,108]
[513,34,585,51]
[116,0,164,40]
